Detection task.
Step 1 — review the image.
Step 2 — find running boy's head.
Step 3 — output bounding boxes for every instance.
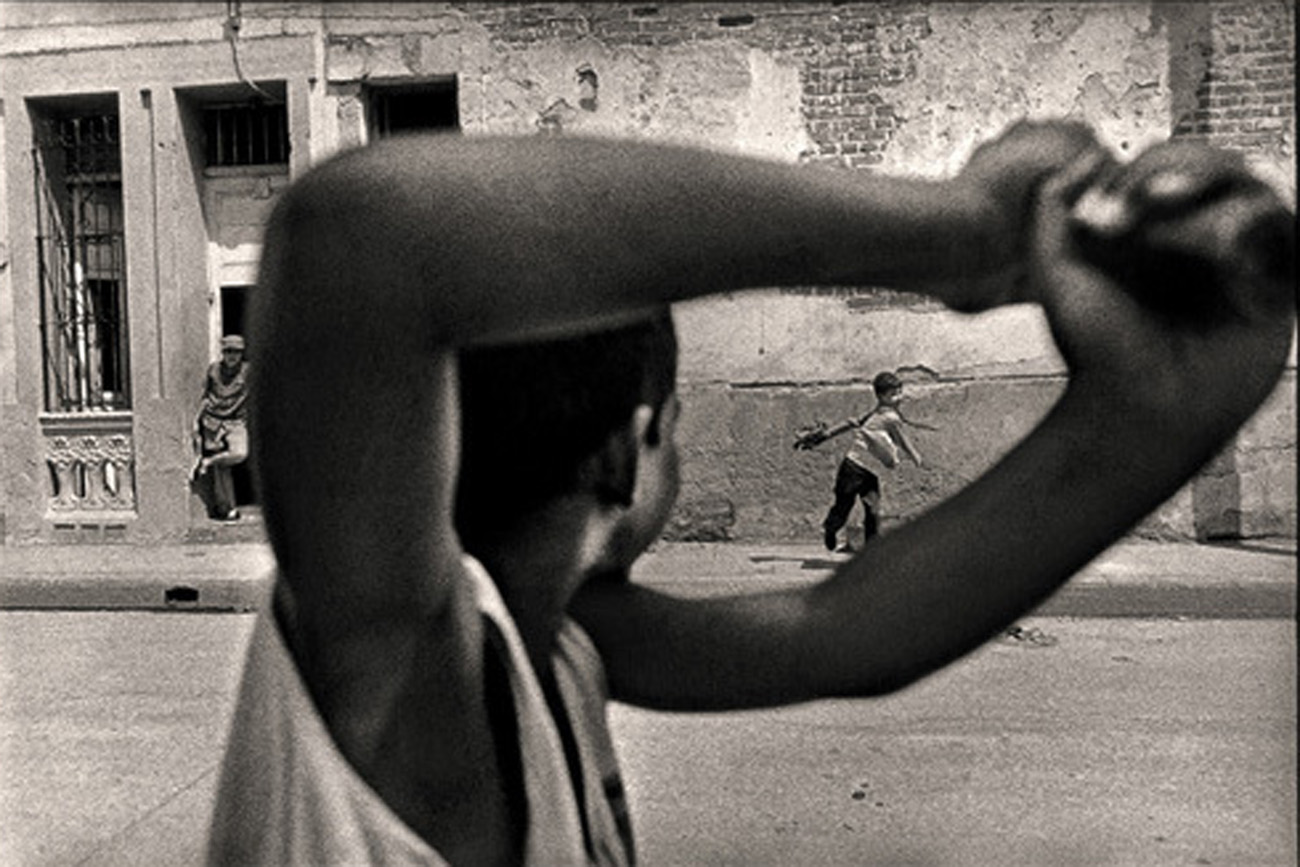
[873,370,903,404]
[455,309,680,562]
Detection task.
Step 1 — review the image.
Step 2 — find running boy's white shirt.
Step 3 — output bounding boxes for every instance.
[207,556,631,867]
[846,407,916,470]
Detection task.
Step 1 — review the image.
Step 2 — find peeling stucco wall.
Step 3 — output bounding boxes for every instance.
[0,2,1293,543]
[877,4,1174,177]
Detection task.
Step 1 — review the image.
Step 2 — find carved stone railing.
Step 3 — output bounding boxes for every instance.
[41,412,136,514]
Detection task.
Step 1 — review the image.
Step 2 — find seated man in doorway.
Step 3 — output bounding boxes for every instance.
[191,334,249,521]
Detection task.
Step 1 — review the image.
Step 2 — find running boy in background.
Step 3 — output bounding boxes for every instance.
[796,369,935,552]
[208,122,1294,866]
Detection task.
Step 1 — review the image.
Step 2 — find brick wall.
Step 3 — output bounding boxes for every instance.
[467,1,1294,172]
[1165,1,1296,539]
[468,3,934,167]
[1173,1,1295,160]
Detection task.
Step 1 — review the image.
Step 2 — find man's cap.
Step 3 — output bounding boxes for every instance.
[873,371,902,394]
[220,335,246,351]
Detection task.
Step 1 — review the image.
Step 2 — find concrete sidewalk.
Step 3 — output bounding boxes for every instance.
[0,534,1294,617]
[636,537,1297,619]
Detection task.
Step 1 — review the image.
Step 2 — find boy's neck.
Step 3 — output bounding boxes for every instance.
[469,497,598,677]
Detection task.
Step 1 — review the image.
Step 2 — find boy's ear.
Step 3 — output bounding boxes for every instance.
[581,406,655,508]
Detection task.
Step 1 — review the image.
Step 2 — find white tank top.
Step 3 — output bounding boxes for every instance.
[206,556,632,866]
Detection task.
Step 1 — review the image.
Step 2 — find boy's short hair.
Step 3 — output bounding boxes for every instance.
[455,310,677,541]
[873,371,902,397]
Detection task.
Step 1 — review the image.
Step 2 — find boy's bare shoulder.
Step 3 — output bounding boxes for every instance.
[272,553,493,776]
[867,406,903,427]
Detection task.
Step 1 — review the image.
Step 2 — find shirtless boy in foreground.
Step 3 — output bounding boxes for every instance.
[208,121,1294,865]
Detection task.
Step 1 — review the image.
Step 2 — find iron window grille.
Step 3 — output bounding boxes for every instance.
[203,101,289,168]
[33,112,131,413]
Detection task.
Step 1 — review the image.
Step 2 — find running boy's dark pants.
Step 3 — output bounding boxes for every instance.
[824,458,881,541]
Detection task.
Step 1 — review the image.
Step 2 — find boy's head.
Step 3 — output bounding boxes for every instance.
[873,370,903,403]
[455,309,679,553]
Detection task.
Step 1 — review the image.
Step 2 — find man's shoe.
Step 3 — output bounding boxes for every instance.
[823,527,837,551]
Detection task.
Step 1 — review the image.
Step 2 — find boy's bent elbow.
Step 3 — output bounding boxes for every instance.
[259,168,454,352]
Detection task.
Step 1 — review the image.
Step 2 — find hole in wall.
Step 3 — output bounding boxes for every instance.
[718,13,755,28]
[165,585,200,604]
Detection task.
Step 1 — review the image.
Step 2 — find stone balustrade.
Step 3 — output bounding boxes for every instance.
[41,413,136,515]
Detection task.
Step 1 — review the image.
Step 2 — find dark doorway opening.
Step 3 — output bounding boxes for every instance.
[220,285,256,507]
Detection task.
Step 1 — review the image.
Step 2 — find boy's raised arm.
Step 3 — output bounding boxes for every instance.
[248,128,1092,818]
[573,140,1295,711]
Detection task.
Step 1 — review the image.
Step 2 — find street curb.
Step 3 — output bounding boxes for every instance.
[0,540,1293,618]
[0,575,269,612]
[0,543,275,613]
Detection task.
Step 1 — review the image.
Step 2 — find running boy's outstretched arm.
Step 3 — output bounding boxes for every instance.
[792,414,866,450]
[897,409,939,432]
[886,417,923,467]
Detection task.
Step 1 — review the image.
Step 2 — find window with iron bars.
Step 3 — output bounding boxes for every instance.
[33,111,132,413]
[203,101,289,167]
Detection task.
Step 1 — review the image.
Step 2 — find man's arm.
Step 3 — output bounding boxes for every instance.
[192,365,213,434]
[571,141,1295,711]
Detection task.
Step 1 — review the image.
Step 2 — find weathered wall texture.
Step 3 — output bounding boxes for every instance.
[0,2,1294,544]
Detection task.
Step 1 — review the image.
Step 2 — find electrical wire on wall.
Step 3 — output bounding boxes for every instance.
[224,0,276,102]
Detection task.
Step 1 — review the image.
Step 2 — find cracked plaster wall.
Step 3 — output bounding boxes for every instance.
[0,2,1292,542]
[318,2,1287,541]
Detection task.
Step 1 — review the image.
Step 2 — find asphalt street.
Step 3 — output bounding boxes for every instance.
[0,539,1294,865]
[0,611,1293,867]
